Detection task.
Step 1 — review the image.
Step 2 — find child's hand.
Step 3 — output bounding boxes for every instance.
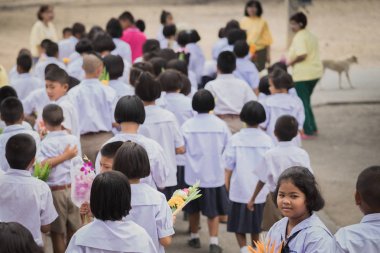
[247,200,255,212]
[80,202,90,215]
[172,215,177,225]
[63,145,78,160]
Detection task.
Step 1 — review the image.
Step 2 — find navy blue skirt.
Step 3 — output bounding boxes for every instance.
[227,201,265,234]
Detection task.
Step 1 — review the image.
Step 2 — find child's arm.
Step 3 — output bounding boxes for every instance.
[40,224,51,233]
[247,181,265,211]
[159,237,173,248]
[41,144,78,168]
[225,169,232,192]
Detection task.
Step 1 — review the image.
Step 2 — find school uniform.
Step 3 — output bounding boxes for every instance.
[266,213,336,253]
[205,74,257,133]
[335,213,380,253]
[68,78,117,163]
[139,105,184,198]
[58,36,78,61]
[130,183,175,253]
[186,43,205,84]
[0,168,58,246]
[261,93,305,146]
[56,95,80,138]
[95,133,169,189]
[22,88,50,120]
[109,79,135,99]
[223,128,273,234]
[212,37,228,60]
[67,56,85,81]
[0,120,32,133]
[0,124,40,172]
[258,92,268,103]
[160,39,179,51]
[157,25,165,43]
[66,217,157,253]
[234,57,260,90]
[8,65,19,83]
[111,38,132,64]
[11,73,44,100]
[181,113,231,218]
[34,56,66,81]
[36,130,82,234]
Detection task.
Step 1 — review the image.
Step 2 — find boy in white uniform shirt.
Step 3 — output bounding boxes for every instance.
[37,104,81,253]
[34,41,66,81]
[0,98,40,172]
[135,72,185,198]
[0,134,58,246]
[11,54,43,100]
[104,55,134,99]
[67,38,93,81]
[247,115,312,231]
[205,51,257,134]
[58,22,85,61]
[68,54,116,163]
[182,90,231,253]
[335,166,380,253]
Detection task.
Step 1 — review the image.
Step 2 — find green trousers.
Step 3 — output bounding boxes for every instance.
[295,79,319,135]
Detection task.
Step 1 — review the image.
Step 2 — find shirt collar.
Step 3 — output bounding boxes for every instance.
[82,78,102,85]
[3,124,26,133]
[18,73,31,78]
[361,213,380,223]
[45,130,67,139]
[217,73,235,80]
[240,127,261,133]
[277,141,295,147]
[5,168,32,177]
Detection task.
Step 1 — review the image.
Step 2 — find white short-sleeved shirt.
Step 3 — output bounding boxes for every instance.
[0,120,32,133]
[10,73,44,100]
[0,169,58,246]
[205,74,257,115]
[234,58,260,90]
[186,43,205,84]
[56,95,80,138]
[182,114,231,188]
[58,36,78,61]
[0,124,40,172]
[22,88,50,117]
[109,79,135,99]
[223,128,273,203]
[66,217,157,253]
[8,65,19,84]
[157,25,165,43]
[257,141,312,192]
[335,213,380,253]
[95,133,169,189]
[67,56,85,81]
[261,93,305,146]
[37,131,81,186]
[212,38,228,60]
[34,57,66,81]
[112,38,132,64]
[139,105,184,187]
[68,78,117,134]
[267,213,336,253]
[130,183,175,253]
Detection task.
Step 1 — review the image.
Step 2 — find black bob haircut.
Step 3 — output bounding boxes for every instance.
[240,101,266,126]
[135,19,146,32]
[259,76,270,95]
[217,51,236,74]
[134,72,162,102]
[192,89,215,113]
[188,29,201,43]
[157,48,177,62]
[166,59,188,76]
[158,69,183,92]
[6,133,36,170]
[244,0,263,17]
[274,166,325,213]
[88,26,104,41]
[90,171,132,221]
[269,68,293,90]
[42,104,64,127]
[163,24,176,38]
[75,38,93,54]
[17,54,33,73]
[106,18,123,39]
[0,86,18,105]
[45,41,59,57]
[143,39,160,55]
[290,12,308,29]
[113,141,151,179]
[227,29,247,45]
[103,55,124,80]
[0,97,23,125]
[233,40,249,58]
[225,19,240,33]
[119,11,135,24]
[177,30,190,47]
[114,95,145,124]
[100,141,124,158]
[149,57,167,77]
[179,73,191,96]
[92,33,116,53]
[160,10,172,25]
[356,166,380,210]
[274,115,299,141]
[45,67,69,84]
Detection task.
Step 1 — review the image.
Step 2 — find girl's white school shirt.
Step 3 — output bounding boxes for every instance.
[186,43,206,84]
[335,213,380,253]
[58,36,78,60]
[223,128,273,204]
[260,93,305,146]
[33,56,66,81]
[112,38,132,64]
[130,183,175,253]
[181,113,231,188]
[109,79,135,99]
[66,217,157,253]
[257,141,312,193]
[234,57,260,90]
[139,105,184,187]
[10,73,44,100]
[267,213,336,253]
[95,133,169,189]
[212,38,228,60]
[0,169,58,246]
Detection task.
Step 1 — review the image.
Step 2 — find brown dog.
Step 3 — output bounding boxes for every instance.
[322,56,358,89]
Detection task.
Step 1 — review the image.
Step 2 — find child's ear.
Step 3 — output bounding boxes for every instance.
[63,83,69,91]
[354,190,361,206]
[27,157,36,171]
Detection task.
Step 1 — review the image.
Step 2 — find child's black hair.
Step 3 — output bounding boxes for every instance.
[217,51,236,74]
[5,133,36,170]
[149,57,167,77]
[119,11,135,24]
[134,72,161,102]
[225,19,240,34]
[159,69,182,92]
[92,33,116,53]
[62,27,72,37]
[44,63,60,77]
[188,29,201,43]
[113,141,151,179]
[72,22,86,38]
[274,166,325,213]
[268,61,288,74]
[100,141,124,159]
[290,12,308,29]
[356,166,380,210]
[103,55,124,80]
[233,40,249,58]
[143,39,160,55]
[244,0,263,17]
[45,41,59,57]
[42,104,64,127]
[0,86,17,105]
[75,38,93,54]
[129,62,154,87]
[68,76,80,90]
[88,26,104,41]
[218,27,225,38]
[40,39,52,51]
[240,101,266,126]
[177,30,190,47]
[114,95,146,124]
[157,48,177,62]
[166,59,188,76]
[160,10,172,25]
[0,222,43,253]
[135,19,146,32]
[269,68,293,90]
[163,24,176,38]
[258,76,270,95]
[0,97,23,125]
[192,89,215,113]
[179,73,192,96]
[16,54,32,73]
[106,18,123,39]
[90,171,132,221]
[274,115,299,141]
[227,29,247,46]
[45,67,69,84]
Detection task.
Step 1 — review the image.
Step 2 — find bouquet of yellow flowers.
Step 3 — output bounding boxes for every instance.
[248,240,282,253]
[168,181,202,216]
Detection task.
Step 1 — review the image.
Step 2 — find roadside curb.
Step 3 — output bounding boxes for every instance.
[312,100,380,108]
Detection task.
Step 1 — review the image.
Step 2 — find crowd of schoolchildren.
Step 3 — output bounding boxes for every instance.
[0,2,379,253]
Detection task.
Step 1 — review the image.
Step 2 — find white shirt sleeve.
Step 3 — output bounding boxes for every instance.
[40,186,58,225]
[155,197,175,239]
[222,139,236,171]
[150,145,170,189]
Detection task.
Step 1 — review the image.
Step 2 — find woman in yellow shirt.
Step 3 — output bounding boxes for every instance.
[29,5,58,62]
[240,0,273,72]
[287,12,323,138]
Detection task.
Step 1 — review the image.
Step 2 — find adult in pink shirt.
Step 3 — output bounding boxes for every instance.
[119,11,147,63]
